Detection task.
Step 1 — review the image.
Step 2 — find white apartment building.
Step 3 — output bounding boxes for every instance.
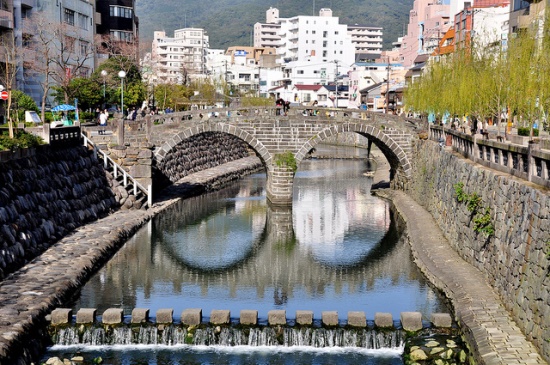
[151,28,209,84]
[278,8,355,66]
[347,24,383,54]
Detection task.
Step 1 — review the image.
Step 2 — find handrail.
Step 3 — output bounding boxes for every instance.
[429,125,550,188]
[82,134,152,208]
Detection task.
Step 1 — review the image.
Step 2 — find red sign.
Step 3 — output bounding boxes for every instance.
[0,91,8,100]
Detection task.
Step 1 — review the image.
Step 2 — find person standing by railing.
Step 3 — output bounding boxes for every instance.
[99,110,108,135]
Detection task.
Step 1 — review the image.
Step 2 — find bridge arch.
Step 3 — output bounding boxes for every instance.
[295,122,412,183]
[153,122,273,178]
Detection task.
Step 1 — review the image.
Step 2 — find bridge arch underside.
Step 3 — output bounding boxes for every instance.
[296,128,412,189]
[152,129,270,191]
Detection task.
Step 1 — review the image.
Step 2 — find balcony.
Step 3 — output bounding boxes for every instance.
[0,11,13,29]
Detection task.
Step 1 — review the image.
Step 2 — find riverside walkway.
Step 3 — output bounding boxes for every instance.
[0,153,546,364]
[378,188,547,365]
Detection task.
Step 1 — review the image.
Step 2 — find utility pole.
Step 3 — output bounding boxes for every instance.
[334,60,339,108]
[385,57,390,114]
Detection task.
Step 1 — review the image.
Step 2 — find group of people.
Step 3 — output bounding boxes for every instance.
[275,98,291,116]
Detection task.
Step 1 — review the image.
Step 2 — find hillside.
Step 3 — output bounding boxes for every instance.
[136,0,413,52]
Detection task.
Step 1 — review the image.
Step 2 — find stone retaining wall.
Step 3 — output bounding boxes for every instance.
[0,145,117,279]
[403,140,550,362]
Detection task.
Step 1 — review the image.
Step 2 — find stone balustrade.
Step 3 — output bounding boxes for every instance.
[430,125,550,188]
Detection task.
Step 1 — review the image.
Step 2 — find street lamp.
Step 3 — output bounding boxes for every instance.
[118,70,126,117]
[101,70,108,107]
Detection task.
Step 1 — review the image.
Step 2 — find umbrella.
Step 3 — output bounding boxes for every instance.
[51,104,76,112]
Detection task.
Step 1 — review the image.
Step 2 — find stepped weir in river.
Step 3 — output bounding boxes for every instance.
[48,307,455,349]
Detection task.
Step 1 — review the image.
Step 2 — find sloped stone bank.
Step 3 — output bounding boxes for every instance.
[403,141,550,363]
[0,145,117,280]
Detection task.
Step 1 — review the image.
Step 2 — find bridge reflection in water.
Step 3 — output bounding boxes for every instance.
[72,155,448,321]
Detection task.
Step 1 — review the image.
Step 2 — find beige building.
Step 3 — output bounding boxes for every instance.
[151,28,209,84]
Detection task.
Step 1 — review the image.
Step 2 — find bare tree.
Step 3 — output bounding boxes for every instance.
[23,12,95,121]
[0,31,18,138]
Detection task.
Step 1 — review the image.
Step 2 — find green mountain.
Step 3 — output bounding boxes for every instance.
[136,0,413,51]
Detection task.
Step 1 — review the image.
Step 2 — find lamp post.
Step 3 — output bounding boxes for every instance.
[118,70,126,118]
[101,70,108,108]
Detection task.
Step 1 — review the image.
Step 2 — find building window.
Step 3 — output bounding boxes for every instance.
[323,41,327,47]
[110,30,134,42]
[110,5,133,19]
[63,36,76,52]
[64,8,75,26]
[323,31,327,37]
[78,13,88,30]
[80,41,89,55]
[297,70,304,74]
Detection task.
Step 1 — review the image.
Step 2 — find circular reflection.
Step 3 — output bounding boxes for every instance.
[161,204,266,270]
[293,159,391,267]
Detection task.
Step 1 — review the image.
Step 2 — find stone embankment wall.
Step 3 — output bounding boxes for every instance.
[0,145,117,280]
[404,140,550,362]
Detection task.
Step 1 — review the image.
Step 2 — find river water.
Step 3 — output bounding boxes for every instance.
[45,146,450,364]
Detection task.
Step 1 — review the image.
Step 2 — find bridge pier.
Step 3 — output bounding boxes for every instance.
[266,164,295,206]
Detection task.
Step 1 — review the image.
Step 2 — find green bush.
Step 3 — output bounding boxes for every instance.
[518,127,539,137]
[0,130,44,151]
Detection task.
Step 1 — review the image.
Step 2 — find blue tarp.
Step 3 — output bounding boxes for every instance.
[51,104,76,112]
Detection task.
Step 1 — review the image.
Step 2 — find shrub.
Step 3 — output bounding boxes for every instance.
[517,127,539,137]
[0,130,44,151]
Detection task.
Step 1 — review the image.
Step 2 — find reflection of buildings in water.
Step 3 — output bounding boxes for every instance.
[293,186,390,257]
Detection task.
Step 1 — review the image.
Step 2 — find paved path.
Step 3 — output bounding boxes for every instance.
[377,189,547,365]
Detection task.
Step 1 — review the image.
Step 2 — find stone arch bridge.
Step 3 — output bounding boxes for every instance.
[103,107,422,205]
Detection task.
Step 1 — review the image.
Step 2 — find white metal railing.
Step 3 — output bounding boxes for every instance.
[82,134,152,208]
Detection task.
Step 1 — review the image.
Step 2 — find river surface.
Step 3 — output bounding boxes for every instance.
[46,146,450,364]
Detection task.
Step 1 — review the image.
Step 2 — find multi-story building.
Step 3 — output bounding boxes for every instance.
[253,7,281,49]
[22,0,95,106]
[0,0,35,92]
[95,0,139,62]
[151,28,209,84]
[454,0,510,51]
[399,0,451,67]
[277,8,355,66]
[347,24,383,54]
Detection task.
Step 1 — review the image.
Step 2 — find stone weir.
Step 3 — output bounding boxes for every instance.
[47,308,468,362]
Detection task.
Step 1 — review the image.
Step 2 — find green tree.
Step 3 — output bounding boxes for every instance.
[51,77,102,111]
[10,90,39,124]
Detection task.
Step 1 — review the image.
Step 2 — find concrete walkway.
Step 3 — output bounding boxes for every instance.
[377,189,547,365]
